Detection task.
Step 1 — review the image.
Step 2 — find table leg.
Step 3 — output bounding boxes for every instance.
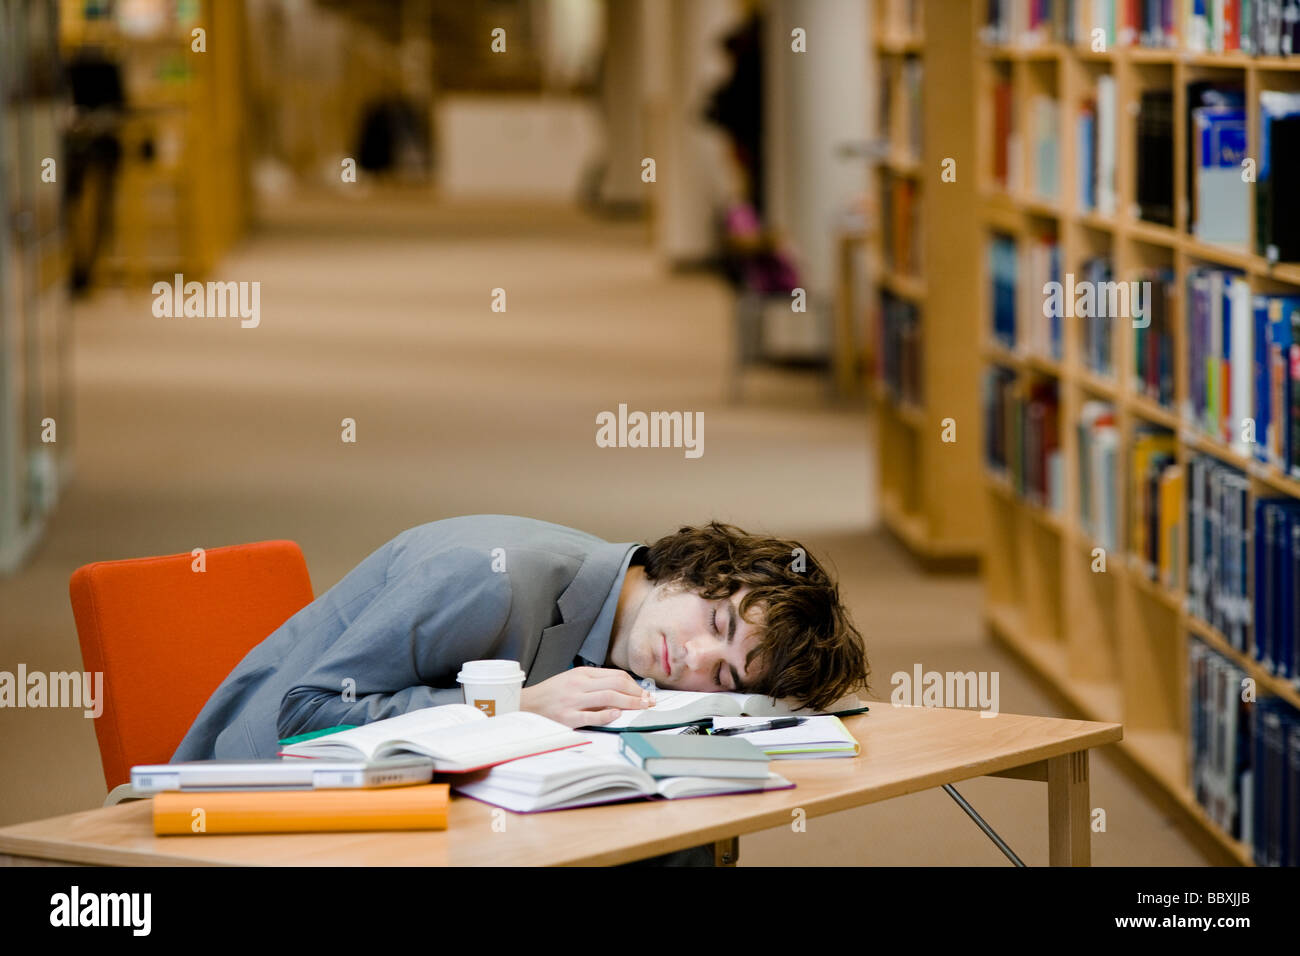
[713,837,739,867]
[1046,750,1090,866]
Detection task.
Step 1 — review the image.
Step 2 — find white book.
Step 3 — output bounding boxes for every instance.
[1229,277,1253,457]
[1097,76,1116,216]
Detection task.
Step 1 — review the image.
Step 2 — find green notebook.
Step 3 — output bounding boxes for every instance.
[619,733,768,779]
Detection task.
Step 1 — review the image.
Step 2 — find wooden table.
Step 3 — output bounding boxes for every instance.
[0,704,1121,866]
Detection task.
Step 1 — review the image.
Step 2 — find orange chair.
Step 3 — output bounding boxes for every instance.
[70,541,314,799]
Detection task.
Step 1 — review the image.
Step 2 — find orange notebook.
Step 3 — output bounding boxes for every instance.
[153,783,450,835]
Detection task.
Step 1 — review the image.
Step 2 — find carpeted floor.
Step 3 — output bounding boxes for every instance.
[0,195,1207,864]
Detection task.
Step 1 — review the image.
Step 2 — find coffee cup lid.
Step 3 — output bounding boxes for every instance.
[456,659,525,683]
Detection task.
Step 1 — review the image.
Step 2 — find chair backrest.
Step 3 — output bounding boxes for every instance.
[69,540,314,790]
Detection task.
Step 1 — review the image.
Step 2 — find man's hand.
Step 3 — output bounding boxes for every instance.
[519,667,654,728]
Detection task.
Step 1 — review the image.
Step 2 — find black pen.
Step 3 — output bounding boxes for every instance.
[707,717,806,736]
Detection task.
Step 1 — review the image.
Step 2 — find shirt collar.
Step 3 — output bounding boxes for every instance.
[575,545,646,668]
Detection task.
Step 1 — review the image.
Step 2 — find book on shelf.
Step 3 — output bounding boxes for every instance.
[1251,293,1300,470]
[1187,638,1253,849]
[451,730,795,813]
[1076,78,1117,216]
[1030,94,1060,202]
[990,233,1018,348]
[982,0,1300,55]
[1258,90,1300,264]
[878,291,923,407]
[1027,233,1062,359]
[1189,635,1300,865]
[1134,266,1175,407]
[1186,455,1251,650]
[1253,696,1300,867]
[881,175,922,275]
[1080,256,1115,376]
[1189,87,1247,247]
[992,76,1017,192]
[1136,88,1174,226]
[277,705,586,772]
[1254,498,1300,679]
[1130,427,1177,581]
[1078,401,1120,550]
[902,57,924,161]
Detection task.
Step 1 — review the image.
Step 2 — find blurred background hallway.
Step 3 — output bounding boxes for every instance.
[0,0,1212,865]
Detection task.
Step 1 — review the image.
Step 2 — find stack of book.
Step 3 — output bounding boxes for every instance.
[1252,695,1300,867]
[1186,267,1252,454]
[985,376,1063,511]
[1188,636,1300,865]
[1253,498,1300,679]
[1254,293,1300,474]
[1186,273,1300,467]
[1188,637,1254,848]
[982,1,1300,54]
[1078,401,1120,549]
[1186,455,1251,651]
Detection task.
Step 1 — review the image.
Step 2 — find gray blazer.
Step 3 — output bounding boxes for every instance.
[171,515,637,761]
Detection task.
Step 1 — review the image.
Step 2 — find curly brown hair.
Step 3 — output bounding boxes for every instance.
[640,521,869,712]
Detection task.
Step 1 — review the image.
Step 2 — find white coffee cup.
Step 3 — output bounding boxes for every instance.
[456,660,526,717]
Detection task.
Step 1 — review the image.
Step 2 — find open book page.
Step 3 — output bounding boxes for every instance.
[376,711,583,765]
[599,690,748,728]
[596,689,864,729]
[280,704,485,758]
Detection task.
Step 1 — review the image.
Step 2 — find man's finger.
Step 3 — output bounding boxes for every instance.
[575,707,623,726]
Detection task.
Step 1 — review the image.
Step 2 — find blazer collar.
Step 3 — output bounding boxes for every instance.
[526,541,640,683]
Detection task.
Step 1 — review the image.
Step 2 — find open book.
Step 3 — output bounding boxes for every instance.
[589,689,863,730]
[278,705,586,773]
[452,731,794,812]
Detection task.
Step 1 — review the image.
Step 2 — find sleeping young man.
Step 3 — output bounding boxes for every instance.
[173,514,870,762]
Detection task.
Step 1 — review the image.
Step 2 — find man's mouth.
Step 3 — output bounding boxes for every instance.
[662,634,671,676]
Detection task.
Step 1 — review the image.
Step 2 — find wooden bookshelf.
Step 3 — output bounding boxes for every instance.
[868,0,982,570]
[60,0,250,286]
[974,8,1300,866]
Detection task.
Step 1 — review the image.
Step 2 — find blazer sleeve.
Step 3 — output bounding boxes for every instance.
[276,545,513,739]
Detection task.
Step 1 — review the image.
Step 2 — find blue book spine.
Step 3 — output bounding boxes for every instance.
[1256,296,1273,464]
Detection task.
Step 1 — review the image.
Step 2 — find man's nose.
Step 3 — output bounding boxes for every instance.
[682,635,716,670]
